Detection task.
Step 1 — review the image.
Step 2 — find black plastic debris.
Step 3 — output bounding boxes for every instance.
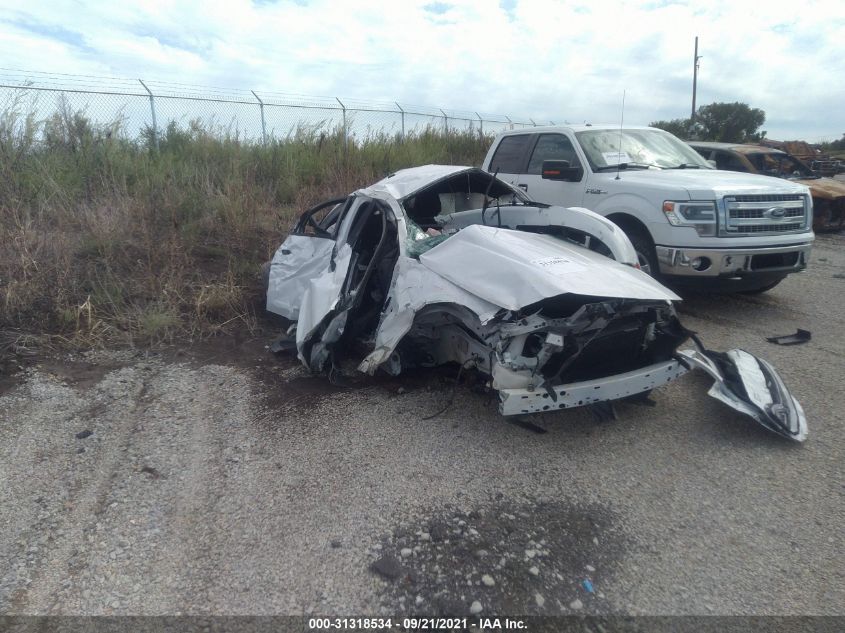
[370,554,403,580]
[75,429,92,439]
[766,329,811,346]
[507,416,548,434]
[269,337,297,354]
[588,401,618,423]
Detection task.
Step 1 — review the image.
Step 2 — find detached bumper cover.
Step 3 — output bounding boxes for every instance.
[499,348,807,442]
[677,348,807,441]
[499,360,687,416]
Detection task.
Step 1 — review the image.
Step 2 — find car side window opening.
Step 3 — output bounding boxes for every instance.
[403,171,528,226]
[488,134,532,173]
[713,151,747,172]
[404,190,442,227]
[294,197,349,238]
[526,134,582,174]
[747,152,810,177]
[340,200,400,339]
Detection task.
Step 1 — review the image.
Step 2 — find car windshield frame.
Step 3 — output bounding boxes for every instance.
[575,128,713,171]
[746,151,816,179]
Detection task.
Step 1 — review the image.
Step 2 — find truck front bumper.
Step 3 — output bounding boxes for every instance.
[498,360,687,416]
[655,243,812,278]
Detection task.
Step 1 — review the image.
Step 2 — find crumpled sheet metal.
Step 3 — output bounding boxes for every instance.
[677,348,807,442]
[420,224,679,310]
[294,243,353,361]
[358,256,500,374]
[437,204,640,268]
[266,234,335,320]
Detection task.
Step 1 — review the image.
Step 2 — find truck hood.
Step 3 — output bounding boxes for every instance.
[595,168,811,200]
[796,176,845,199]
[419,224,679,310]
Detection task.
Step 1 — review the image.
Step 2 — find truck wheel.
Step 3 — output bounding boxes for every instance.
[626,229,660,278]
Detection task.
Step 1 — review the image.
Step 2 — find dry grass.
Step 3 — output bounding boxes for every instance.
[0,100,493,353]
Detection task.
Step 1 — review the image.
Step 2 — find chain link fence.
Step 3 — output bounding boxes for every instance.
[0,69,554,146]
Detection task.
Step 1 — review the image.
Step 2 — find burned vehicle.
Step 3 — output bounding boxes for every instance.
[690,141,845,231]
[266,166,807,441]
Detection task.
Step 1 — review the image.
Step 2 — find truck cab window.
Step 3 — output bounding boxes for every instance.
[488,134,532,173]
[527,134,582,174]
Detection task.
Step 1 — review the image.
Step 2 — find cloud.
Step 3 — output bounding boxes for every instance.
[0,0,842,139]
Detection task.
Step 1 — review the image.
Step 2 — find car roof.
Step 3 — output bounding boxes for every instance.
[362,165,477,200]
[689,141,787,156]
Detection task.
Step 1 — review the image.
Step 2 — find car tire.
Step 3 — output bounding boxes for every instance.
[626,228,660,279]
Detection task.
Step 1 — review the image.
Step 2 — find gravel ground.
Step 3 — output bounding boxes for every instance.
[1,233,843,617]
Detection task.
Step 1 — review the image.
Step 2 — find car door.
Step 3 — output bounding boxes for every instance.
[295,196,397,371]
[519,133,587,207]
[266,196,350,320]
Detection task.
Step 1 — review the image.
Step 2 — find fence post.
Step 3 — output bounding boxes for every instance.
[252,90,267,145]
[395,102,405,140]
[505,116,512,130]
[138,79,158,151]
[475,112,483,137]
[549,120,555,125]
[335,98,348,154]
[530,118,536,127]
[440,109,448,134]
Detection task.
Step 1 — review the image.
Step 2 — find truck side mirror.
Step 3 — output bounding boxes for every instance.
[541,159,583,182]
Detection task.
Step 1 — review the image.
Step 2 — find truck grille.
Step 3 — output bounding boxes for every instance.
[723,194,808,235]
[738,223,803,233]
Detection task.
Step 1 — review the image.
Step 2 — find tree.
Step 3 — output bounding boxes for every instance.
[649,117,693,139]
[695,102,766,143]
[651,102,766,143]
[827,134,845,151]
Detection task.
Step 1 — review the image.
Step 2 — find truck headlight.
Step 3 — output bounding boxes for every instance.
[662,201,717,237]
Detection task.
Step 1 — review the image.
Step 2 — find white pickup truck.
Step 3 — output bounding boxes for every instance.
[481,125,814,292]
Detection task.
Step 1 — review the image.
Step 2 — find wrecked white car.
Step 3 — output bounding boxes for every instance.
[266,165,806,441]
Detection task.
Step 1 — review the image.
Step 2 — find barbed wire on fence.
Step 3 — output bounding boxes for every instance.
[0,68,558,146]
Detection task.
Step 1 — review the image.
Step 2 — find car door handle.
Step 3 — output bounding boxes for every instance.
[517,183,528,191]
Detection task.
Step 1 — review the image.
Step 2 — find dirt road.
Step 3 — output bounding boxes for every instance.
[1,234,844,617]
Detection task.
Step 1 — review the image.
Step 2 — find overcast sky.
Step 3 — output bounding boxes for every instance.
[1,0,843,141]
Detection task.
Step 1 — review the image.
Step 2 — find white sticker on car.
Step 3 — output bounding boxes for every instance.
[602,151,632,165]
[531,256,587,274]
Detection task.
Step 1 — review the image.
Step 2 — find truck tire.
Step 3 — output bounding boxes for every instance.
[626,229,660,279]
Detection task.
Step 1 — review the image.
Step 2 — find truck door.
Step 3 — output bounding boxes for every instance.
[519,133,586,207]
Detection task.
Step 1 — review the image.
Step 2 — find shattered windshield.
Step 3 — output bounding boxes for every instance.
[405,217,449,258]
[576,129,712,171]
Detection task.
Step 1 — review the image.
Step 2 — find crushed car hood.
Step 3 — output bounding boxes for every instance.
[419,224,679,310]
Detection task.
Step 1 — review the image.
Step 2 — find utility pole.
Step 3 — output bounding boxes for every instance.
[691,36,702,121]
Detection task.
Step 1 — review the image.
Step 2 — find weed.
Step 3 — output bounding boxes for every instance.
[0,102,493,351]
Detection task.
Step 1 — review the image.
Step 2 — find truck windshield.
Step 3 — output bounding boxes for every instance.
[575,129,712,171]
